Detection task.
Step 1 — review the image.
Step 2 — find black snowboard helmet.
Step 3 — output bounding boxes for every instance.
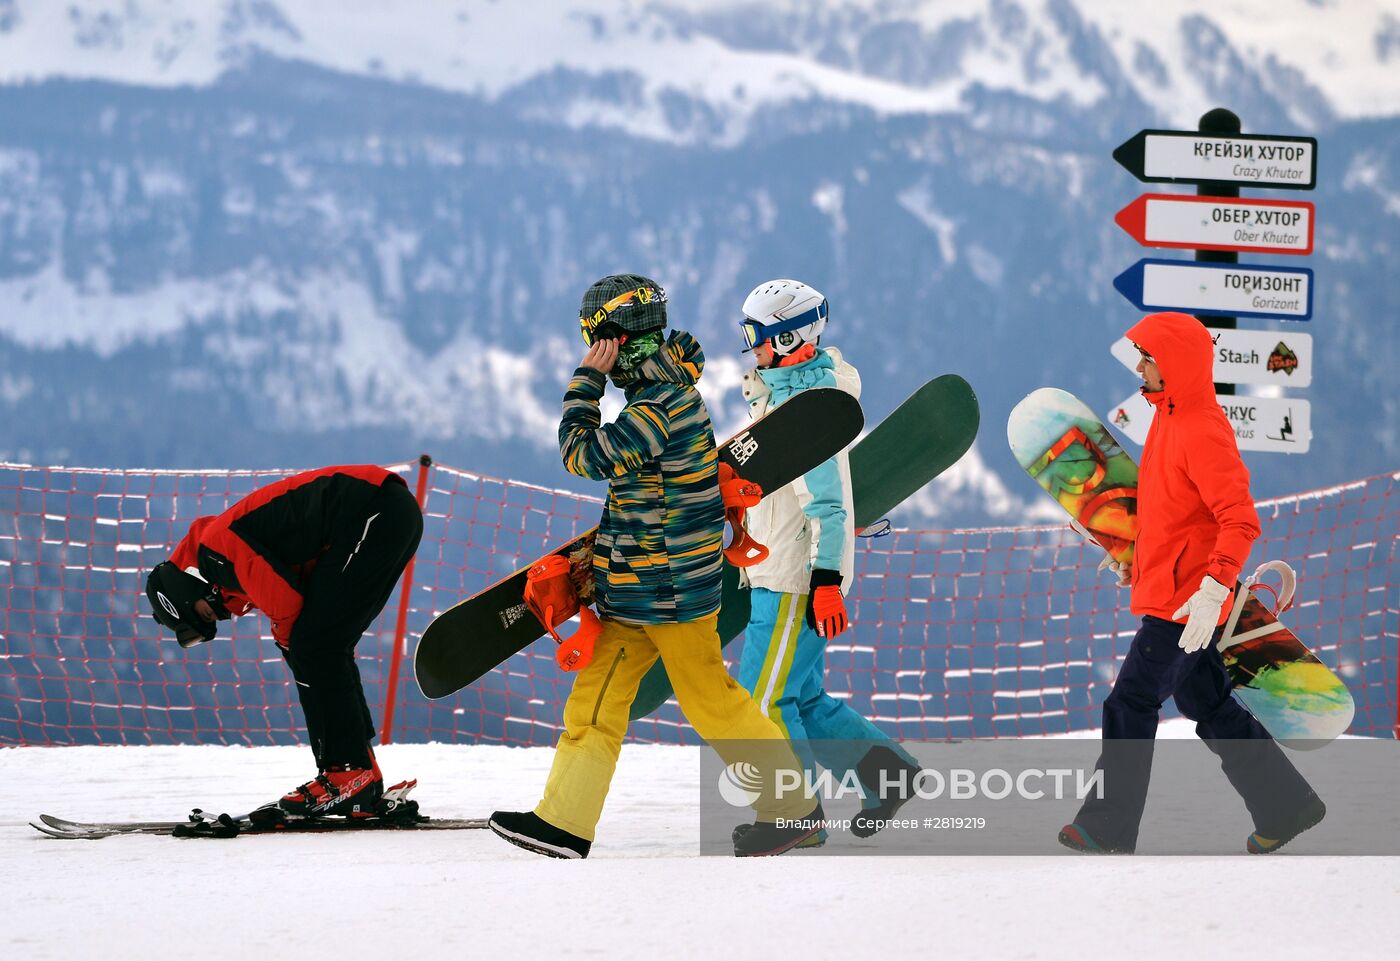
[145,561,225,648]
[578,273,667,346]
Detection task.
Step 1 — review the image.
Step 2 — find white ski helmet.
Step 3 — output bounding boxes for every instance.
[739,279,828,357]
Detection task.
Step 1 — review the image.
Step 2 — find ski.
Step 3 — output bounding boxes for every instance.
[32,811,489,839]
[30,780,490,839]
[32,817,194,840]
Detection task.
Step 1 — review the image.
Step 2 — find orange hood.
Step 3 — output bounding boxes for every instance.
[1125,311,1217,410]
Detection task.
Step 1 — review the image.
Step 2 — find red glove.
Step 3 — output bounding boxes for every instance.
[806,569,848,639]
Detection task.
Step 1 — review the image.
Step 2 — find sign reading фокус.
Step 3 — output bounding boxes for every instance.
[1113,258,1313,320]
[1113,129,1317,190]
[1114,193,1314,255]
[1108,390,1311,454]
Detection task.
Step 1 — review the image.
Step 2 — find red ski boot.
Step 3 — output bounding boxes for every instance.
[280,765,384,817]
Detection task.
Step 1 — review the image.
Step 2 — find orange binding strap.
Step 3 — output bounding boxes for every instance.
[718,462,768,567]
[522,555,600,672]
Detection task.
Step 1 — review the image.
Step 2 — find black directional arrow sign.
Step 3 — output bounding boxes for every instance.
[1114,129,1317,190]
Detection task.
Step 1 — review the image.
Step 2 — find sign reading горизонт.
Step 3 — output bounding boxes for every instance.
[1113,259,1313,321]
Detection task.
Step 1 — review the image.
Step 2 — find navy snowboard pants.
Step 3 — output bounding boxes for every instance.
[1073,615,1315,852]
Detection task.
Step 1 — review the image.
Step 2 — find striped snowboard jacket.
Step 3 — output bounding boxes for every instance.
[559,329,724,625]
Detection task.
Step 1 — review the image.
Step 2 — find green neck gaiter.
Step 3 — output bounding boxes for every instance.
[615,329,665,375]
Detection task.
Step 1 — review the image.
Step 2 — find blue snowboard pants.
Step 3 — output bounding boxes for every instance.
[737,587,914,796]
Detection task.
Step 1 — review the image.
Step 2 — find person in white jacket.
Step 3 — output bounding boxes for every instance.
[733,279,919,844]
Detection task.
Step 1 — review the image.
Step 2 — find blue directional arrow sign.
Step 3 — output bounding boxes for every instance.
[1112,258,1313,321]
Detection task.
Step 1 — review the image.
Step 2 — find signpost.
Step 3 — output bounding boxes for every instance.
[1114,194,1314,255]
[1112,259,1313,320]
[1107,391,1311,454]
[1113,130,1317,190]
[1110,112,1318,455]
[1110,333,1313,388]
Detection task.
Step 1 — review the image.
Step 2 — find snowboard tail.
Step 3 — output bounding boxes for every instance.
[413,387,864,699]
[1218,575,1355,746]
[1007,387,1138,565]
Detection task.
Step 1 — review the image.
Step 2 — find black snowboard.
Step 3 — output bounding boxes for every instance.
[414,387,863,699]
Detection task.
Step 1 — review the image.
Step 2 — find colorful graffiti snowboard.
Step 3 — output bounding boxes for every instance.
[628,373,981,720]
[1217,561,1355,748]
[414,387,863,699]
[1007,387,1353,744]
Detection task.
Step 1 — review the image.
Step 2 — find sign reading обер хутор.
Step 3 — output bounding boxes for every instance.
[1107,390,1310,454]
[1114,194,1314,255]
[1113,130,1317,190]
[1113,259,1313,321]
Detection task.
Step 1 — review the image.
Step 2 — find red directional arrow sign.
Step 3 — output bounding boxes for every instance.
[1114,193,1314,255]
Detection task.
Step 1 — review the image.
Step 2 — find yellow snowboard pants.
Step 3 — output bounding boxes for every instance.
[535,614,811,841]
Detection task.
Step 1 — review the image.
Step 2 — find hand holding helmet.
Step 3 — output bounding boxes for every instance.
[577,275,669,377]
[145,561,228,647]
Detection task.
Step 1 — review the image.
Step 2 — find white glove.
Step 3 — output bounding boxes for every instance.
[1171,576,1233,653]
[1097,553,1131,587]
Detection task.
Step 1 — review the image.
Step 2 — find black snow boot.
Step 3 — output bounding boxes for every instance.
[733,802,825,857]
[1247,792,1326,854]
[732,822,827,849]
[489,810,590,859]
[852,745,921,838]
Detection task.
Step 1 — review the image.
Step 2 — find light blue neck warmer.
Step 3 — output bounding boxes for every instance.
[756,348,837,405]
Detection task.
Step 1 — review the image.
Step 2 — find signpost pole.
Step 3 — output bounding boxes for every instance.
[1196,108,1241,397]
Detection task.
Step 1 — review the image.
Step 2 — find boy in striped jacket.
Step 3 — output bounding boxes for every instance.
[489,274,819,858]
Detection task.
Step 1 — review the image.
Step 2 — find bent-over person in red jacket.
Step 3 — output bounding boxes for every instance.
[145,465,422,816]
[1059,312,1322,855]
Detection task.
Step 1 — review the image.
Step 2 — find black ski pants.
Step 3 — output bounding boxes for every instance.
[283,478,423,770]
[1073,615,1315,852]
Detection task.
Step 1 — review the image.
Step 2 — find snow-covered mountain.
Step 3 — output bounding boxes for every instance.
[2,1,1398,138]
[1,0,1397,524]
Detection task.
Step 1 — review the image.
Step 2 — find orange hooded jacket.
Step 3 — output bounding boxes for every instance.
[1126,311,1260,626]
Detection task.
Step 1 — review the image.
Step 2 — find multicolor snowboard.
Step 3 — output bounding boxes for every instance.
[628,373,981,720]
[1007,387,1353,745]
[1217,561,1354,748]
[414,387,863,699]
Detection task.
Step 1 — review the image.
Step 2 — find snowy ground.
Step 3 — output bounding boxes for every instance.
[3,734,1397,961]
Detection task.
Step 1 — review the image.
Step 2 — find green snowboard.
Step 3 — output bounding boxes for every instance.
[627,374,980,720]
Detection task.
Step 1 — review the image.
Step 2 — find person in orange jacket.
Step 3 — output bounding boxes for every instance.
[1059,311,1323,855]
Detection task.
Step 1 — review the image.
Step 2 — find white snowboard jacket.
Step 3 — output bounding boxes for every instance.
[738,347,859,597]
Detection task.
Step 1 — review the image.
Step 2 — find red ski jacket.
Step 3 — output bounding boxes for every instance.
[168,465,403,647]
[1126,312,1260,625]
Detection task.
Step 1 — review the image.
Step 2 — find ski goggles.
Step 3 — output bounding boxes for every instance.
[579,285,664,346]
[739,299,827,351]
[1132,342,1156,364]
